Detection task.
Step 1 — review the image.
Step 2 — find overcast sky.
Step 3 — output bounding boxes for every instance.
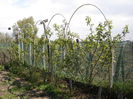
[0,0,133,40]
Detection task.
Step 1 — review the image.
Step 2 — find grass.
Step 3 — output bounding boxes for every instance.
[0,94,18,99]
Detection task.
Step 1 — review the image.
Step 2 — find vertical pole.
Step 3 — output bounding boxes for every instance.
[109,47,115,99]
[41,20,49,70]
[22,39,24,63]
[42,44,45,69]
[18,35,20,60]
[111,48,115,88]
[33,37,35,66]
[29,43,32,65]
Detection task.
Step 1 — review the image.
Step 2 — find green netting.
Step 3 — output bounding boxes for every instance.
[114,41,133,82]
[0,40,133,85]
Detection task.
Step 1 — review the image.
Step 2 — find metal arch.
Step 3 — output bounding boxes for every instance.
[35,19,48,39]
[35,20,43,25]
[47,13,67,28]
[35,20,44,36]
[66,3,108,33]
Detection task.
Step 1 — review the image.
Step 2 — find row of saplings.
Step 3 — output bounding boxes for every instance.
[3,17,133,99]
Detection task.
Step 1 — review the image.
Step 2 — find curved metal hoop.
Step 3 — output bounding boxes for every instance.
[47,13,67,28]
[66,3,108,33]
[46,13,68,39]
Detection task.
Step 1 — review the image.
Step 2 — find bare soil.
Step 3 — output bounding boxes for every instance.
[0,70,50,99]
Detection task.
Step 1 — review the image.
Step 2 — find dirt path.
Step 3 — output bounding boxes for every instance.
[0,70,49,99]
[0,69,90,99]
[0,70,19,99]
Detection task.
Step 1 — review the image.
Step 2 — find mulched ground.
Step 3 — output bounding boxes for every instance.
[0,70,50,99]
[0,69,93,99]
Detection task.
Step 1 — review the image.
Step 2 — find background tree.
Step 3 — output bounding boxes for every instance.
[12,16,38,65]
[12,16,38,39]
